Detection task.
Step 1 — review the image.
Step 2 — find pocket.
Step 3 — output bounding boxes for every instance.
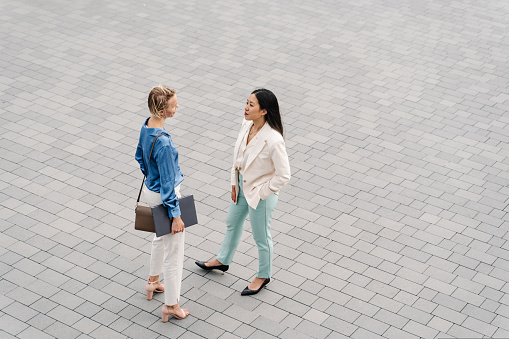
[258,183,272,200]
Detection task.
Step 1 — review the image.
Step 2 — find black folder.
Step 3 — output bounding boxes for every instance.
[151,195,198,237]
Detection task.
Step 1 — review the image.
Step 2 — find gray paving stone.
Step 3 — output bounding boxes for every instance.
[119,304,144,320]
[91,309,120,326]
[36,268,70,287]
[131,309,159,328]
[44,321,82,339]
[42,256,76,274]
[2,0,509,338]
[303,309,329,325]
[274,296,310,317]
[354,314,392,336]
[206,312,243,332]
[2,301,39,324]
[60,279,87,296]
[122,322,159,339]
[222,304,258,324]
[89,325,127,339]
[50,290,85,310]
[75,286,111,306]
[370,295,403,314]
[446,324,483,338]
[6,286,42,306]
[342,283,376,302]
[75,301,103,318]
[350,327,384,339]
[47,305,83,326]
[280,327,318,339]
[493,327,509,339]
[27,302,57,327]
[71,317,101,335]
[293,290,319,307]
[109,317,133,334]
[382,326,419,339]
[462,303,497,324]
[101,281,136,301]
[12,257,46,276]
[0,329,16,339]
[397,305,433,326]
[186,319,225,339]
[431,293,466,312]
[232,323,257,338]
[0,295,13,311]
[17,326,55,339]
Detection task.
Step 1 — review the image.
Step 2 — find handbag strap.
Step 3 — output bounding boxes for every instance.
[136,133,167,205]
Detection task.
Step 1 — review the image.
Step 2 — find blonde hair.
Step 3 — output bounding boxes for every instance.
[148,85,176,118]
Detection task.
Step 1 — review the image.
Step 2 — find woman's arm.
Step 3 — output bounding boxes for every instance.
[135,143,146,176]
[259,136,291,200]
[155,145,181,218]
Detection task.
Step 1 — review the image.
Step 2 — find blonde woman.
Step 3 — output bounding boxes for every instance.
[135,85,189,321]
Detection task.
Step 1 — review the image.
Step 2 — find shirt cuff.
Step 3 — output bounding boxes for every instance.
[169,206,181,218]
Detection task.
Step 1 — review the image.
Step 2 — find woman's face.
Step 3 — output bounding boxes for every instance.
[164,95,178,118]
[244,94,266,121]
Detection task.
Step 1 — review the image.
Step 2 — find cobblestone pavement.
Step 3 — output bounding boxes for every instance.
[1,0,509,338]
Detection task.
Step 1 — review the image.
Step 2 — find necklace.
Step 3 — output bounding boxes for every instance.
[249,124,261,136]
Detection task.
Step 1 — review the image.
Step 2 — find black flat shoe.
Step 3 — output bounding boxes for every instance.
[195,261,229,274]
[241,278,270,296]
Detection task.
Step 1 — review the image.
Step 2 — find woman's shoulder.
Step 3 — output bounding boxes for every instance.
[266,126,284,143]
[154,133,172,147]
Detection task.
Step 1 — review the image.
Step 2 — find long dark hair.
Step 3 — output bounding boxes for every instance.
[252,88,283,137]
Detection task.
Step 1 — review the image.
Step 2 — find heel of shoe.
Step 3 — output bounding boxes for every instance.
[161,305,169,322]
[146,279,163,300]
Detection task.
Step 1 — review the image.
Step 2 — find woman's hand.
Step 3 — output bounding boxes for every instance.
[231,185,237,203]
[171,216,185,234]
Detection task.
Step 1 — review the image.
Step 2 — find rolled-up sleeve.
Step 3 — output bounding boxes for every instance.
[155,145,181,218]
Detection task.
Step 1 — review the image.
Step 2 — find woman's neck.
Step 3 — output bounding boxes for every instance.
[148,116,166,129]
[252,118,265,131]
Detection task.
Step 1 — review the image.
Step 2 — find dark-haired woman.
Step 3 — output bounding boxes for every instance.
[196,89,291,295]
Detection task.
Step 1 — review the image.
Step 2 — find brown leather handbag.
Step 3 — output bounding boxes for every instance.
[134,133,199,234]
[134,133,165,233]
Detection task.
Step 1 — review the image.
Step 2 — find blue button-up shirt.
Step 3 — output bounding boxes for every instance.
[135,118,184,218]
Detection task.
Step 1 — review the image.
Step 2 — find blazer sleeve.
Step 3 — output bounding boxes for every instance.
[259,135,291,200]
[155,144,181,218]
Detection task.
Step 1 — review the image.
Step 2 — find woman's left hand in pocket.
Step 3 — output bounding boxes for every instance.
[171,216,185,234]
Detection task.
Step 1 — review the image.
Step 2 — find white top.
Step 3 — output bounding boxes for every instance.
[234,125,254,177]
[143,183,181,207]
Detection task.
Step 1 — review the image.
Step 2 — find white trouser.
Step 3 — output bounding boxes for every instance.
[142,184,184,306]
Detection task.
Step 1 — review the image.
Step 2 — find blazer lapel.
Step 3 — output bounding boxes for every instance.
[233,121,252,163]
[244,123,270,171]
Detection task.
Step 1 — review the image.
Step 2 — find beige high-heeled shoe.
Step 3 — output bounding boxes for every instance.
[146,279,165,300]
[161,304,189,322]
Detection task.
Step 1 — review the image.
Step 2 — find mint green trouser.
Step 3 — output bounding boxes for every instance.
[217,174,278,278]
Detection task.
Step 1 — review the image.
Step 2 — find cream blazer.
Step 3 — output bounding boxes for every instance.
[231,119,291,209]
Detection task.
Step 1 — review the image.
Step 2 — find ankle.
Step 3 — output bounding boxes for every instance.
[210,258,223,265]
